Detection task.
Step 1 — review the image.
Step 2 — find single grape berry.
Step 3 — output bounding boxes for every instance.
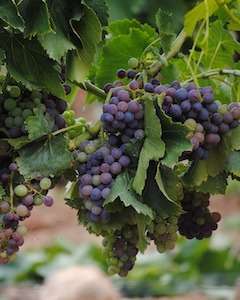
[14,185,28,197]
[40,178,52,190]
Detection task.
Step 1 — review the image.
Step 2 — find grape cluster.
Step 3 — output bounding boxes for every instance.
[103,225,139,277]
[0,85,67,138]
[75,139,131,223]
[0,161,54,263]
[178,192,221,240]
[148,215,179,253]
[101,89,145,144]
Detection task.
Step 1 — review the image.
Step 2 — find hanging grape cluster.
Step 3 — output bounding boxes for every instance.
[0,85,67,138]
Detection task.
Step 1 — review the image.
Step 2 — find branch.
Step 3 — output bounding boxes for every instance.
[70,80,106,99]
[184,68,240,83]
[149,30,187,77]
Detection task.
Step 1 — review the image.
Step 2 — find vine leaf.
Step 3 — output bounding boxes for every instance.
[196,173,227,195]
[94,20,157,88]
[155,164,183,206]
[67,4,102,83]
[157,105,192,168]
[155,8,176,52]
[104,172,154,219]
[133,98,165,195]
[184,0,219,36]
[0,32,64,98]
[84,0,109,26]
[25,109,55,141]
[16,135,73,179]
[19,0,52,37]
[135,214,151,253]
[226,176,240,196]
[7,137,31,150]
[226,151,240,177]
[0,0,24,31]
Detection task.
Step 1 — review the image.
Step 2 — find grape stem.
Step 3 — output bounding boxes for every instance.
[149,30,187,77]
[70,80,106,99]
[9,173,14,211]
[184,68,240,83]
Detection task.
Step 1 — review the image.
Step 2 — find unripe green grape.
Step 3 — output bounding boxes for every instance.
[40,177,52,190]
[165,240,176,250]
[155,223,167,234]
[218,104,228,114]
[108,266,119,275]
[17,225,28,235]
[5,117,14,128]
[11,107,22,117]
[33,97,42,105]
[85,143,97,154]
[7,86,21,98]
[4,98,16,111]
[22,109,32,118]
[77,152,88,163]
[14,116,23,127]
[63,110,75,126]
[128,57,139,69]
[16,204,29,217]
[34,196,43,206]
[14,184,28,197]
[184,118,197,131]
[31,91,42,99]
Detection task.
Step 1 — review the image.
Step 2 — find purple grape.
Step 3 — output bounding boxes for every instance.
[127,70,137,79]
[193,102,202,112]
[203,93,214,104]
[81,174,92,185]
[175,88,188,101]
[111,148,122,159]
[102,188,111,199]
[186,82,197,91]
[144,83,154,93]
[9,163,17,172]
[212,113,223,125]
[106,104,118,115]
[103,83,113,93]
[101,113,114,123]
[223,113,234,124]
[129,80,139,90]
[207,102,218,113]
[110,162,122,175]
[100,173,113,185]
[117,69,126,78]
[117,90,130,102]
[117,101,128,112]
[135,110,144,120]
[188,89,200,102]
[124,112,134,123]
[134,129,144,140]
[218,123,230,134]
[119,155,130,167]
[116,111,125,121]
[166,87,176,97]
[91,167,100,175]
[198,109,209,121]
[22,195,34,206]
[205,133,221,145]
[154,85,167,94]
[230,120,239,128]
[101,210,110,222]
[181,100,191,113]
[169,104,182,119]
[109,135,119,146]
[104,155,115,164]
[43,196,54,207]
[91,188,102,201]
[110,97,119,105]
[100,163,110,173]
[201,87,213,94]
[128,101,140,113]
[55,115,66,129]
[81,185,93,197]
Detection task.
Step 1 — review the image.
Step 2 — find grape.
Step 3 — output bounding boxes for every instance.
[128,57,139,69]
[81,185,93,197]
[117,90,130,102]
[91,188,102,201]
[134,129,144,139]
[181,100,191,112]
[144,83,154,93]
[198,108,209,121]
[124,112,134,123]
[223,112,234,124]
[16,205,29,218]
[155,85,167,94]
[9,163,17,172]
[184,118,197,131]
[129,80,139,90]
[101,113,114,123]
[207,102,218,113]
[102,187,111,199]
[128,101,140,113]
[110,162,122,175]
[175,88,188,101]
[218,123,230,134]
[12,107,22,117]
[202,93,214,104]
[4,99,16,111]
[0,202,10,213]
[100,173,112,185]
[117,101,128,112]
[119,155,130,167]
[22,195,34,206]
[22,109,32,118]
[14,185,28,197]
[169,104,182,119]
[77,152,88,163]
[127,70,137,79]
[205,133,221,145]
[7,86,21,98]
[92,175,101,186]
[212,113,223,125]
[43,196,54,207]
[40,178,52,190]
[14,116,23,127]
[192,102,202,112]
[117,69,126,79]
[188,89,200,102]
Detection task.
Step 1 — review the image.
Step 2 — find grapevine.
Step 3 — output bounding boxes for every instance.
[0,0,240,277]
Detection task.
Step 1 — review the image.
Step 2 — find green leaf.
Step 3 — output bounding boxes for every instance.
[133,98,165,195]
[25,109,55,141]
[157,105,192,168]
[104,172,154,219]
[229,126,240,151]
[7,137,30,150]
[226,151,240,177]
[135,215,151,253]
[183,137,231,187]
[0,185,5,200]
[84,0,109,26]
[155,8,176,52]
[19,0,52,37]
[0,0,24,31]
[226,176,240,196]
[67,4,102,82]
[184,0,220,36]
[95,22,157,87]
[0,32,64,98]
[201,20,240,69]
[196,173,227,195]
[155,164,183,205]
[16,135,73,179]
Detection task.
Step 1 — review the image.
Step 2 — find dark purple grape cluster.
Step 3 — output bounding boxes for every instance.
[0,85,67,138]
[148,215,178,253]
[101,88,145,144]
[103,225,139,277]
[0,161,54,263]
[75,140,131,223]
[178,192,221,240]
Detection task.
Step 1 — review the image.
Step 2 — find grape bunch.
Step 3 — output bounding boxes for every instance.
[148,215,179,253]
[0,84,67,138]
[75,139,131,224]
[178,192,221,240]
[103,225,139,277]
[0,160,54,263]
[101,89,145,144]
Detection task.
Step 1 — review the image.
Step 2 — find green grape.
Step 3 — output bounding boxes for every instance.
[77,152,88,163]
[219,104,228,114]
[184,118,197,131]
[14,116,24,127]
[7,86,21,98]
[33,97,42,105]
[31,91,42,99]
[14,185,28,197]
[4,98,16,111]
[16,204,29,217]
[34,196,43,206]
[5,117,14,128]
[12,107,22,117]
[63,110,75,126]
[17,225,28,235]
[22,109,32,118]
[128,57,139,69]
[40,177,52,190]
